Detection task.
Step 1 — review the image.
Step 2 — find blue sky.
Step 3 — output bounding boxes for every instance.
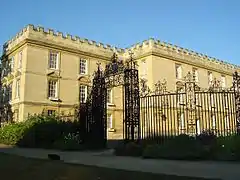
[0,0,239,65]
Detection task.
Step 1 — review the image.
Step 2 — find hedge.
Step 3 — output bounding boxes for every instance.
[0,114,84,150]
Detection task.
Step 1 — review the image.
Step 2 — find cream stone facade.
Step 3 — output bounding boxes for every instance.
[1,24,239,138]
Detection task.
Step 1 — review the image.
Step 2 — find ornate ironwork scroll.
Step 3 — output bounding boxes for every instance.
[139,78,151,96]
[154,79,167,95]
[185,71,197,135]
[233,71,240,134]
[209,78,221,92]
[124,52,140,141]
[140,78,167,96]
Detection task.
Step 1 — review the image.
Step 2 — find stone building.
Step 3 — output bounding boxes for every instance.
[0,24,239,138]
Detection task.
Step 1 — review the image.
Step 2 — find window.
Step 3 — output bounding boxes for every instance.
[221,75,226,88]
[107,89,112,104]
[18,51,22,69]
[79,85,87,103]
[208,71,213,85]
[192,68,198,82]
[15,79,20,98]
[177,89,184,105]
[49,51,58,69]
[10,56,14,71]
[47,110,56,116]
[79,59,87,74]
[48,80,58,98]
[175,64,182,79]
[107,114,113,129]
[140,59,147,77]
[9,84,12,101]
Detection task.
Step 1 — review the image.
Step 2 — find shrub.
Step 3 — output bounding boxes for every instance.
[114,141,143,157]
[196,129,217,146]
[0,122,29,145]
[0,114,82,150]
[212,136,236,161]
[143,134,203,160]
[53,132,85,151]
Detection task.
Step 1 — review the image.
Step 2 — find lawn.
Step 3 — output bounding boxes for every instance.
[0,152,219,180]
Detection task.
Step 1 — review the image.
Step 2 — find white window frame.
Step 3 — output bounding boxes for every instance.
[15,79,20,99]
[140,59,147,78]
[10,56,14,71]
[79,59,87,75]
[48,80,58,99]
[18,51,22,69]
[107,89,113,104]
[221,75,226,88]
[175,64,182,80]
[177,89,184,106]
[47,110,56,116]
[208,71,213,85]
[107,114,113,129]
[192,67,198,82]
[79,85,87,103]
[49,51,59,70]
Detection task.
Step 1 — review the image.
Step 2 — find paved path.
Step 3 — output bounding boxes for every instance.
[0,144,240,180]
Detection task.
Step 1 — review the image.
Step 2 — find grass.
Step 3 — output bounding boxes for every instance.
[0,152,219,180]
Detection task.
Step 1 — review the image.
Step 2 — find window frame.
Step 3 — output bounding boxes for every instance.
[48,80,58,99]
[221,75,226,88]
[79,58,87,75]
[49,51,59,70]
[18,51,22,69]
[175,64,182,80]
[208,71,213,85]
[79,85,87,103]
[47,110,56,116]
[107,89,113,104]
[107,113,113,129]
[15,79,20,99]
[192,67,198,82]
[10,56,14,71]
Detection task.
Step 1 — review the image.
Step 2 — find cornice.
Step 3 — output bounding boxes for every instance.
[11,100,76,107]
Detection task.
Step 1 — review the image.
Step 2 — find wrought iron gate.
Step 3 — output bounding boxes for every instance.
[80,52,140,148]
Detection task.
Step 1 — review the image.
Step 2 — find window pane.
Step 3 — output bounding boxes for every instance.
[49,51,58,69]
[175,64,182,79]
[79,85,86,103]
[48,110,56,116]
[16,79,20,98]
[107,114,113,129]
[18,52,22,69]
[80,59,86,74]
[192,68,198,82]
[48,80,57,98]
[208,72,213,85]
